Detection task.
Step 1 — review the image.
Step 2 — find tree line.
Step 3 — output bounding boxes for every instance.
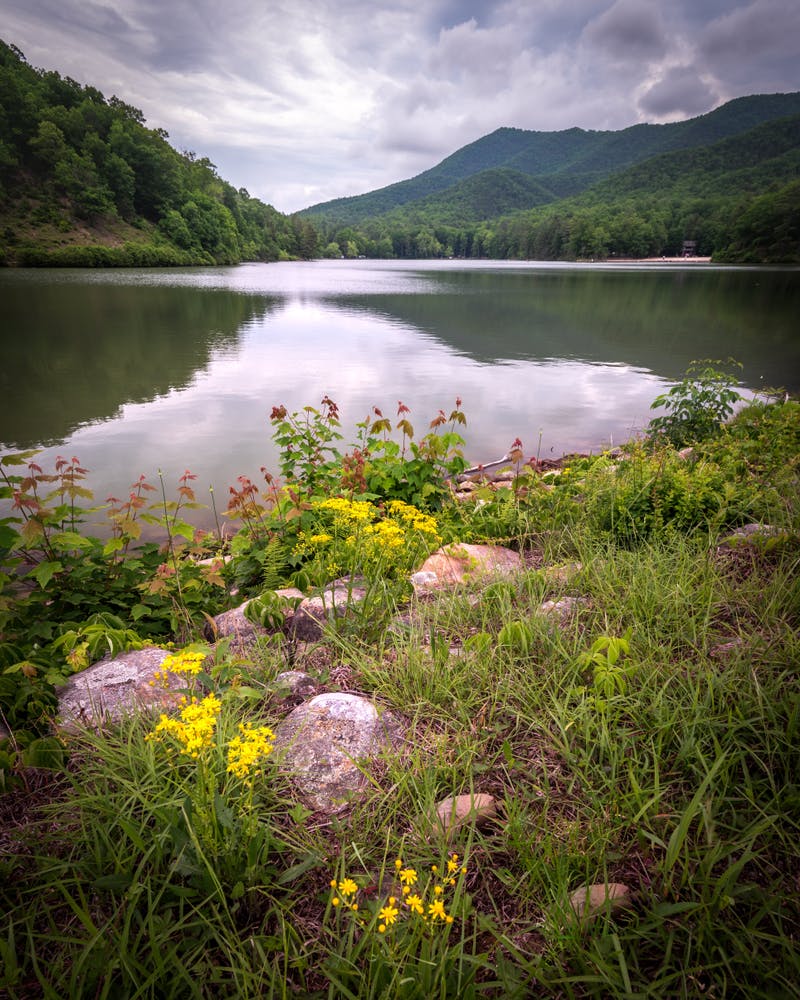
[0,40,319,266]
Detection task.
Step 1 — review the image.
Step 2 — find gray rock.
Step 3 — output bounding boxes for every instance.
[57,647,181,730]
[537,596,588,623]
[290,579,368,641]
[717,523,780,550]
[274,692,404,813]
[273,670,319,698]
[207,600,269,657]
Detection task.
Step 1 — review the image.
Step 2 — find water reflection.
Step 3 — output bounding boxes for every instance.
[0,277,276,447]
[334,267,800,385]
[0,261,797,523]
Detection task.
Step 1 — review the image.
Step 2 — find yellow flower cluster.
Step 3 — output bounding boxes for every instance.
[295,496,441,581]
[146,692,221,759]
[330,854,466,934]
[150,649,207,689]
[386,500,442,543]
[318,496,374,523]
[226,722,277,779]
[363,519,405,551]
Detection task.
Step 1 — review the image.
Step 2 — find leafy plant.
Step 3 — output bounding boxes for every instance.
[647,360,743,447]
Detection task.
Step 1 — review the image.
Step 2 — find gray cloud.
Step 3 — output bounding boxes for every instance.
[581,0,667,62]
[2,0,799,211]
[639,66,719,118]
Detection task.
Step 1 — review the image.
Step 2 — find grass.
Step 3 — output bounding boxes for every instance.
[1,400,799,998]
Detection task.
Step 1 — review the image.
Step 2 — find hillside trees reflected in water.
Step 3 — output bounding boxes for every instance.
[332,267,800,389]
[0,279,276,447]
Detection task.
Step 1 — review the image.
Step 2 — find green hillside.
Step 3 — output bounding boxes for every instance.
[0,39,320,266]
[302,92,800,229]
[306,100,800,264]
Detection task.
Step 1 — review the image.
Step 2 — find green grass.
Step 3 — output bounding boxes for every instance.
[1,399,799,998]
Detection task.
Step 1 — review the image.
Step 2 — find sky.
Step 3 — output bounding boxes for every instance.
[3,0,800,213]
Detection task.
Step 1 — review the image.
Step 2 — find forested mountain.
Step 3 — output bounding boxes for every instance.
[302,93,800,226]
[0,40,319,266]
[302,93,800,263]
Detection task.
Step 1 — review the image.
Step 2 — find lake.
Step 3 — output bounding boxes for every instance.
[1,259,798,528]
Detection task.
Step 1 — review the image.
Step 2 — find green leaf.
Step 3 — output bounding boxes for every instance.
[277,853,323,885]
[214,791,235,831]
[130,603,150,621]
[103,537,125,557]
[28,561,63,589]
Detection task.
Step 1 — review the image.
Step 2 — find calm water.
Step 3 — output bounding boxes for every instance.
[1,260,798,526]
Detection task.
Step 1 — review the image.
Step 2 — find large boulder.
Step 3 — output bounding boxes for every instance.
[274,692,404,813]
[411,543,523,594]
[57,647,180,730]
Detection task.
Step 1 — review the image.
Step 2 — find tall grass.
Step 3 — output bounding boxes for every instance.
[2,398,799,998]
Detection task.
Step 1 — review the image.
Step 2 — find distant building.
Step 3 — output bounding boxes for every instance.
[682,240,697,257]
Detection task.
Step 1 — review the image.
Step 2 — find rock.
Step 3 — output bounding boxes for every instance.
[290,579,368,641]
[537,596,588,623]
[717,523,780,550]
[541,562,583,586]
[208,588,304,656]
[273,670,319,699]
[568,883,633,922]
[274,693,404,813]
[57,647,182,730]
[411,544,523,594]
[423,793,498,838]
[206,600,269,657]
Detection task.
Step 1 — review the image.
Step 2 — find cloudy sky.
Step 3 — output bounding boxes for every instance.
[4,0,800,213]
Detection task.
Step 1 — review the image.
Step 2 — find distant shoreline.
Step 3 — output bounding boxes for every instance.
[603,256,713,264]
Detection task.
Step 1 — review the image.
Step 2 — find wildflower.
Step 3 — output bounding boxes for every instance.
[447,857,459,874]
[226,722,276,779]
[406,894,424,915]
[428,899,447,921]
[332,897,340,907]
[309,533,333,546]
[338,878,358,897]
[379,902,399,926]
[146,693,221,758]
[434,885,443,896]
[399,867,418,886]
[151,649,207,688]
[394,859,403,869]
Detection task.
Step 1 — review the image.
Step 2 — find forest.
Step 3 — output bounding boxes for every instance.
[0,40,319,266]
[303,97,800,264]
[2,36,798,266]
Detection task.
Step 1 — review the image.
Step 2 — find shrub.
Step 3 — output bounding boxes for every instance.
[647,360,743,447]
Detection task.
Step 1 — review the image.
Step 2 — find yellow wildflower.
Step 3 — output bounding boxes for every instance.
[379,902,399,926]
[428,899,447,921]
[226,722,276,779]
[406,894,424,915]
[151,649,207,688]
[338,878,358,897]
[147,693,221,758]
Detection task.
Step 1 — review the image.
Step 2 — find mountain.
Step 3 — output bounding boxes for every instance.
[300,93,800,228]
[0,39,320,266]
